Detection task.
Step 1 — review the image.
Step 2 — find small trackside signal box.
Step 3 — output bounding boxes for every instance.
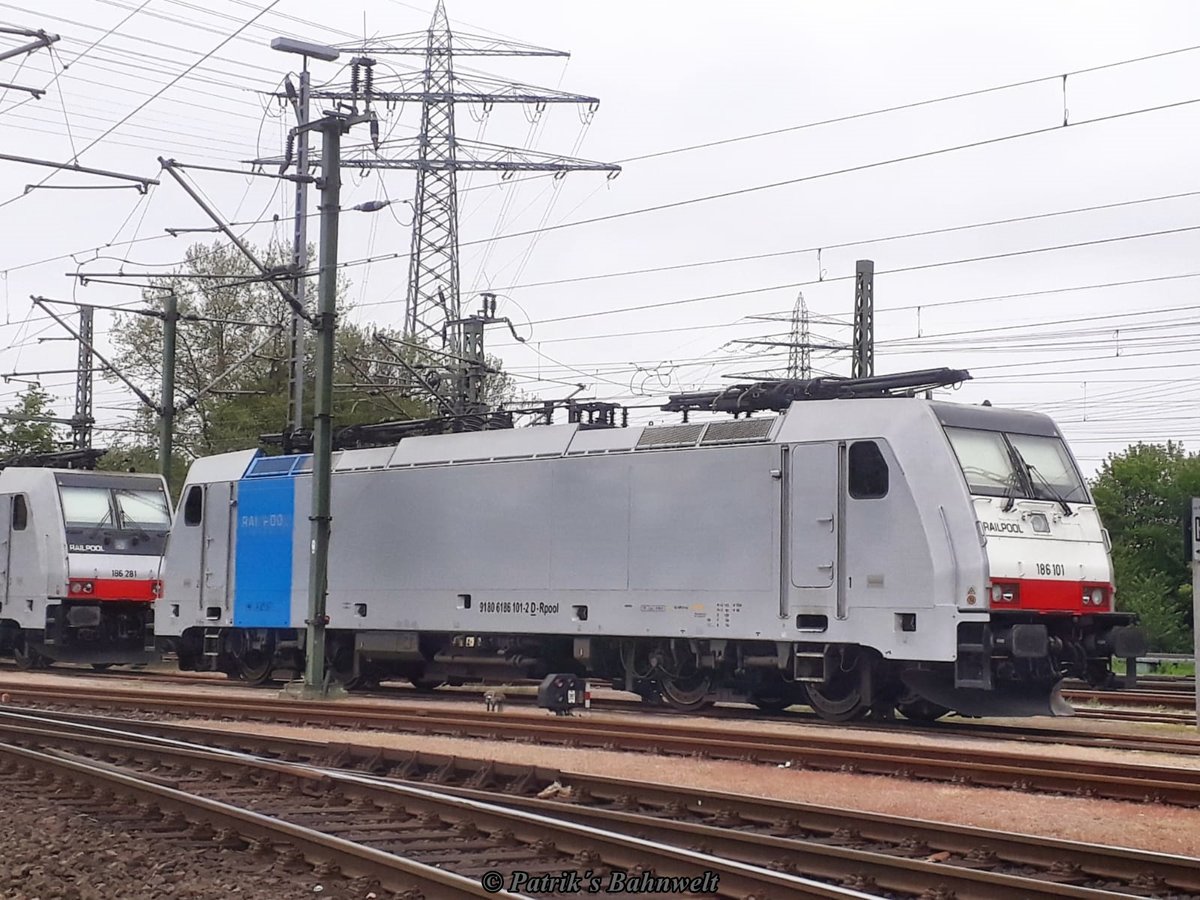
[537,673,589,715]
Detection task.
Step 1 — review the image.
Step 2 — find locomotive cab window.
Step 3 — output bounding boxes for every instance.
[11,495,27,530]
[183,485,203,526]
[848,441,888,499]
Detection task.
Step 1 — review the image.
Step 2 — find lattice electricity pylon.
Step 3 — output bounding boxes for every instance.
[732,297,852,381]
[788,292,810,379]
[287,1,620,392]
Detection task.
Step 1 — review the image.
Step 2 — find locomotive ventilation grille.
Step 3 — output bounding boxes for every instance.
[699,417,776,444]
[636,417,777,450]
[635,423,705,449]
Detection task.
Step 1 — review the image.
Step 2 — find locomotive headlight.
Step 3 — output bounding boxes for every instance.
[1086,588,1106,607]
[990,583,1019,604]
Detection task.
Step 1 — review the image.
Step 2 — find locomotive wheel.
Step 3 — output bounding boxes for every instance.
[896,696,952,723]
[752,695,794,713]
[12,641,37,670]
[12,637,50,670]
[236,650,274,686]
[659,675,713,712]
[327,641,364,691]
[410,678,444,692]
[90,663,114,672]
[805,680,869,722]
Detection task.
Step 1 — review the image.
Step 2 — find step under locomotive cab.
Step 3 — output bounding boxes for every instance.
[0,469,170,667]
[157,392,1143,720]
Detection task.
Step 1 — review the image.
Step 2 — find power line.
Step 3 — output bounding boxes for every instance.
[0,0,284,208]
[524,227,1200,328]
[619,42,1200,164]
[483,272,1200,351]
[276,98,1200,285]
[472,98,1200,248]
[418,190,1200,297]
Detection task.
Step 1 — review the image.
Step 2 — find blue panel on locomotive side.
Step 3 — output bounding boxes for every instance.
[233,476,295,628]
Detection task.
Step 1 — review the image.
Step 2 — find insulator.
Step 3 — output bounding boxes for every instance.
[279,131,295,175]
[363,62,373,97]
[350,60,360,96]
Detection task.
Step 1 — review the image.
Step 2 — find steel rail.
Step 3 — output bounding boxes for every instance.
[2,681,1198,806]
[0,741,525,898]
[1065,689,1197,710]
[0,716,867,900]
[2,707,1199,897]
[6,661,1195,730]
[1073,707,1198,726]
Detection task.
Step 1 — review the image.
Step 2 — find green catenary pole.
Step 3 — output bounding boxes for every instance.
[158,292,177,492]
[303,117,342,696]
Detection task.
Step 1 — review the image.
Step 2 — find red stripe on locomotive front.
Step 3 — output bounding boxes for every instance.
[66,578,160,602]
[991,578,1112,612]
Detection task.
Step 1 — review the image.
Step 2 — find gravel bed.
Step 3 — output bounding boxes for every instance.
[174,716,1200,858]
[0,787,393,900]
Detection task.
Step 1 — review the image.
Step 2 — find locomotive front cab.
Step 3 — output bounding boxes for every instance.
[938,406,1147,692]
[1,471,170,668]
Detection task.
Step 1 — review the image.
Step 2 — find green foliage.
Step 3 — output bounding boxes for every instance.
[108,240,440,465]
[0,385,62,459]
[1092,441,1200,652]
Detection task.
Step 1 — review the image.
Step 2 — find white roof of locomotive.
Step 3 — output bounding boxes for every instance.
[184,397,1062,482]
[0,466,167,491]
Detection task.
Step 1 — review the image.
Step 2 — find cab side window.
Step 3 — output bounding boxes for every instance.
[849,441,889,499]
[183,485,203,526]
[11,495,27,530]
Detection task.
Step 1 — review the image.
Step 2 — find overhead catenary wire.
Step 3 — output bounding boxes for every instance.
[0,0,285,208]
[521,226,1200,328]
[1,10,1196,450]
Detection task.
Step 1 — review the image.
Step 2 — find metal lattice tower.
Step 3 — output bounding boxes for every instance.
[787,292,811,380]
[292,1,620,413]
[851,259,875,378]
[407,3,460,345]
[734,291,849,380]
[72,306,93,451]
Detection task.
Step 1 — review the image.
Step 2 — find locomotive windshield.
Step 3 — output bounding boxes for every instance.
[55,475,172,556]
[114,488,172,529]
[944,427,1088,503]
[60,485,171,530]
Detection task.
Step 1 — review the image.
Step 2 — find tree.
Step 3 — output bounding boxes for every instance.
[106,239,516,471]
[108,240,437,464]
[0,385,62,459]
[1091,442,1200,651]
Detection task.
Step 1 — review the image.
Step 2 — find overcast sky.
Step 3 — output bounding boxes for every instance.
[0,1,1196,469]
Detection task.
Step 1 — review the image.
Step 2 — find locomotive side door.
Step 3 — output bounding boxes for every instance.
[789,442,839,594]
[201,481,235,612]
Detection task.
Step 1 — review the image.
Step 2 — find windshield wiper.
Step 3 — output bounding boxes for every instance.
[1012,449,1073,517]
[87,506,114,536]
[1000,470,1021,512]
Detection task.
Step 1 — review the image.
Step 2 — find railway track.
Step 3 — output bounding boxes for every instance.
[2,679,1200,808]
[1064,688,1197,711]
[3,706,1198,899]
[0,709,865,900]
[13,661,1200,740]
